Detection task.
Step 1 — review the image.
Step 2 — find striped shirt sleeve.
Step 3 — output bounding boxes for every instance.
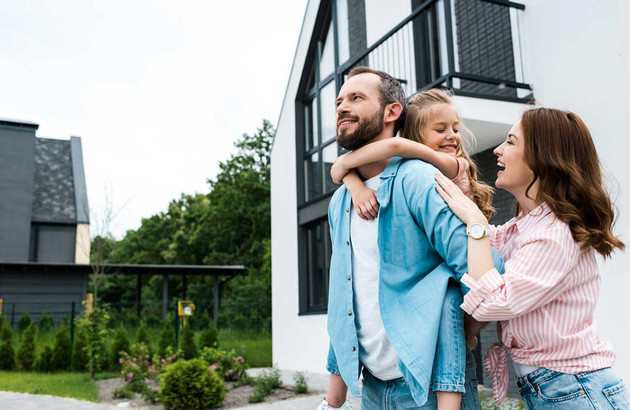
[461,226,580,321]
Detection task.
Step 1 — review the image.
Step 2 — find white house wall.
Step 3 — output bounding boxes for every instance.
[271,0,330,373]
[517,0,630,381]
[272,0,630,380]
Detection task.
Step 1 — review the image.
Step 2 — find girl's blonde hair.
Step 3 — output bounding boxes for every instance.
[401,89,495,219]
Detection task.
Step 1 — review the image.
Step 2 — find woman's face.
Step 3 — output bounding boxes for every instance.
[493,120,535,198]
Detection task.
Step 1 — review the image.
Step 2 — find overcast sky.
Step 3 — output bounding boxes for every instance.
[0,0,307,238]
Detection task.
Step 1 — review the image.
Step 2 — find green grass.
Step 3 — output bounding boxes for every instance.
[218,329,271,367]
[0,372,101,402]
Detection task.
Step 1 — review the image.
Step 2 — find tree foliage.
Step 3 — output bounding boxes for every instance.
[93,120,274,329]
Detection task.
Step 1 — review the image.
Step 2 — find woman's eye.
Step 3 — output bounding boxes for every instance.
[436,129,445,133]
[506,140,514,145]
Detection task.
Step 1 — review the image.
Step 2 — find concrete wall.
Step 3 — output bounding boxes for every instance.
[0,125,36,262]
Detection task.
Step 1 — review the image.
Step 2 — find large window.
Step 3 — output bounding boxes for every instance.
[296,0,355,314]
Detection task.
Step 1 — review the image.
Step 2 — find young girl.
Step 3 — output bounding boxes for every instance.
[330,88,493,410]
[435,108,628,408]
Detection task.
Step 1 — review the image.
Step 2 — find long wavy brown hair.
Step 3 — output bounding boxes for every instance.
[520,107,624,257]
[401,89,495,219]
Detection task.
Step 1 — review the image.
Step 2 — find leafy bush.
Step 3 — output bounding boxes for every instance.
[158,319,176,358]
[198,319,218,350]
[35,345,54,372]
[294,372,308,394]
[39,312,55,333]
[136,323,151,358]
[51,322,72,371]
[17,323,37,371]
[141,388,160,404]
[120,343,175,393]
[249,368,282,403]
[110,325,131,370]
[75,307,110,379]
[143,314,162,329]
[112,386,134,399]
[179,326,198,360]
[160,358,226,409]
[71,326,88,371]
[125,312,140,328]
[0,321,16,370]
[17,313,33,333]
[200,347,248,382]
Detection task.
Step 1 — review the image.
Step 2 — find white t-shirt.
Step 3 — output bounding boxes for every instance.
[350,173,402,380]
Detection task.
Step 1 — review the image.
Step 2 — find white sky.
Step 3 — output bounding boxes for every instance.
[0,0,307,239]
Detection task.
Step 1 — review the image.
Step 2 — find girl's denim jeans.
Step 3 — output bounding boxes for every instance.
[517,367,629,409]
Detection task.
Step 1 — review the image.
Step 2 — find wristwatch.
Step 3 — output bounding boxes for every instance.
[466,223,489,240]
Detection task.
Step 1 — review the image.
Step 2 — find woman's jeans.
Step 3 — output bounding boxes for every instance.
[517,367,629,409]
[361,349,480,409]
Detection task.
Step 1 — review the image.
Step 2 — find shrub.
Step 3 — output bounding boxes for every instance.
[110,325,131,370]
[17,323,37,371]
[160,358,226,409]
[112,386,134,399]
[39,312,55,333]
[294,372,308,394]
[71,326,88,371]
[35,345,54,372]
[75,307,110,379]
[125,312,139,328]
[141,388,160,403]
[17,312,33,333]
[249,368,282,403]
[193,311,212,331]
[200,347,248,382]
[137,323,151,358]
[143,314,162,329]
[0,321,16,370]
[198,319,218,350]
[179,326,198,360]
[158,319,176,358]
[51,322,72,371]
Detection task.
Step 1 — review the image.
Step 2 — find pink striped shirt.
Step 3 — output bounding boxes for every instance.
[460,203,616,404]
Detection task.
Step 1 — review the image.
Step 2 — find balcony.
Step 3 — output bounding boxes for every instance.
[337,0,532,104]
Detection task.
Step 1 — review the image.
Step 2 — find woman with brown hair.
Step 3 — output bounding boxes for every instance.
[435,107,628,408]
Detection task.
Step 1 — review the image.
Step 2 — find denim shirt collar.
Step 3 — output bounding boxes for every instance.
[376,157,404,209]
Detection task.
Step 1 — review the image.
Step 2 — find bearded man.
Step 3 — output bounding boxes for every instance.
[319,67,504,410]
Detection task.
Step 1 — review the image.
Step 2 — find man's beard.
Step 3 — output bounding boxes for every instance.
[337,107,385,151]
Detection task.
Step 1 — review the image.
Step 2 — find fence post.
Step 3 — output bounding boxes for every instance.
[174,301,179,344]
[70,301,76,343]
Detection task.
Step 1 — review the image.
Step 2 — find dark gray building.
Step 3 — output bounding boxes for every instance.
[0,117,90,324]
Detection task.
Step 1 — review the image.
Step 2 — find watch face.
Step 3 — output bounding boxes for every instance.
[470,224,484,238]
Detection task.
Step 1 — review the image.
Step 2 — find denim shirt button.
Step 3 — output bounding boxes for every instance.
[346,208,350,212]
[347,275,351,280]
[347,311,352,316]
[517,380,524,388]
[351,346,356,352]
[346,241,350,246]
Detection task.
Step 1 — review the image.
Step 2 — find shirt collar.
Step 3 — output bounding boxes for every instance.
[514,202,552,234]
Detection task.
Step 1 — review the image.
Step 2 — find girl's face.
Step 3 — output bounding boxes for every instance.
[420,104,461,156]
[493,120,535,197]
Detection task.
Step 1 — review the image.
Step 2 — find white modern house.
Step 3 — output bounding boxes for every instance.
[271,0,630,396]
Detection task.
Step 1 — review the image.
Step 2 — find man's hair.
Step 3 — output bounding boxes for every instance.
[347,66,406,107]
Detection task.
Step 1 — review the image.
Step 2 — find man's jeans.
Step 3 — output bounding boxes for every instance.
[517,367,629,409]
[361,350,481,409]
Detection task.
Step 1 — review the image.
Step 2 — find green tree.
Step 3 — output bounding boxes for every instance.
[159,317,176,358]
[17,323,37,371]
[17,312,34,332]
[198,319,218,350]
[0,321,16,370]
[76,308,109,380]
[180,326,198,360]
[71,327,88,372]
[110,325,131,370]
[38,312,55,333]
[51,322,72,371]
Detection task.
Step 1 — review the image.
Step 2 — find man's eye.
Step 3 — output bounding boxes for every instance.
[353,95,362,101]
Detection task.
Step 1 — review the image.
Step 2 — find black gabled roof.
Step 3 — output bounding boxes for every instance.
[31,138,77,223]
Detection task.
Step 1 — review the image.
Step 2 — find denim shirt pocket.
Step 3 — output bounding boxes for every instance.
[380,216,428,268]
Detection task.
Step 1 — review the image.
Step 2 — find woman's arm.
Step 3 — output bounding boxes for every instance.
[435,173,494,278]
[331,138,460,183]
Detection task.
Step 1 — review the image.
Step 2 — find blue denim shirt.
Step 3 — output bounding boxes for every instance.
[326,157,504,404]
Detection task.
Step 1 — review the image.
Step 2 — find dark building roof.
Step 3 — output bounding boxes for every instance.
[32,138,77,222]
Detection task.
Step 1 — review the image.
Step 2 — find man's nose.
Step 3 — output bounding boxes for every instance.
[336,100,349,115]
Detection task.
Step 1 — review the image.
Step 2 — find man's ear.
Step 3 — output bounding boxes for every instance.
[383,103,403,125]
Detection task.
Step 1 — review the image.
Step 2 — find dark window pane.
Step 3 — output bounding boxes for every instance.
[34,224,76,263]
[304,99,317,151]
[322,141,338,193]
[307,221,326,309]
[304,152,320,201]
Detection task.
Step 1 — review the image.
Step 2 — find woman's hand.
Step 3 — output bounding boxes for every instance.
[331,154,350,184]
[435,173,487,226]
[352,188,379,220]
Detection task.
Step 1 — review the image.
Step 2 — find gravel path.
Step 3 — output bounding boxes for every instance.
[0,391,114,410]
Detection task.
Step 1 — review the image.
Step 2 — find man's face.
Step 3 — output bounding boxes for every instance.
[335,73,385,151]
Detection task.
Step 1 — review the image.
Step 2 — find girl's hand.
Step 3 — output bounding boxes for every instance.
[352,188,379,220]
[331,154,350,184]
[435,173,487,226]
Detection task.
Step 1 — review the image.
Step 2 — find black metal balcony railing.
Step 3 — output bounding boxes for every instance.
[337,0,532,104]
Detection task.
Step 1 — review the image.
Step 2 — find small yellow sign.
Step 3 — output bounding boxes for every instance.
[0,298,3,316]
[177,301,195,317]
